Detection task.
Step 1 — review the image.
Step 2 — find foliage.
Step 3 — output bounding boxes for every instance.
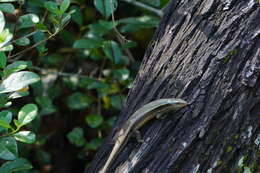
[0,0,166,171]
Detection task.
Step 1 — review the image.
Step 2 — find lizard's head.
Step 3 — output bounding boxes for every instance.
[165,98,188,109]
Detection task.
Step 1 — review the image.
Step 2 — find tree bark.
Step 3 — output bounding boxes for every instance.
[86,0,260,172]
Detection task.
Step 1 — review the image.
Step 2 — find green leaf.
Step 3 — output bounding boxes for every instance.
[0,137,18,160]
[0,94,9,110]
[103,41,122,64]
[0,44,13,52]
[12,131,36,144]
[35,96,56,115]
[18,14,39,29]
[3,61,30,76]
[0,52,7,69]
[110,95,124,110]
[14,37,30,46]
[0,11,5,33]
[142,0,160,7]
[88,20,115,37]
[67,127,85,147]
[67,92,92,110]
[112,69,130,81]
[0,110,12,124]
[35,23,48,31]
[61,13,71,27]
[71,5,83,26]
[85,138,103,150]
[0,119,11,129]
[44,1,60,15]
[33,31,47,53]
[107,116,117,127]
[60,0,70,14]
[86,81,109,97]
[0,71,40,94]
[0,29,13,49]
[73,38,103,49]
[0,3,15,14]
[0,158,32,173]
[119,16,159,33]
[17,104,38,127]
[86,114,103,128]
[94,0,117,19]
[8,91,29,99]
[78,77,96,88]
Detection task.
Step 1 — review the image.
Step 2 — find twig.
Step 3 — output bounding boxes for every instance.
[110,0,135,62]
[110,0,131,43]
[32,66,97,79]
[8,33,55,59]
[115,35,135,62]
[120,0,164,17]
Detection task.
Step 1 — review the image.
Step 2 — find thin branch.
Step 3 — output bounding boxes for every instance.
[32,66,97,79]
[110,0,131,43]
[120,0,164,17]
[8,33,55,59]
[110,0,135,62]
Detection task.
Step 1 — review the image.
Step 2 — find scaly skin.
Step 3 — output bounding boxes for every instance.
[99,98,188,173]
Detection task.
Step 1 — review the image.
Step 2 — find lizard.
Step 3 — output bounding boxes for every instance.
[99,98,188,173]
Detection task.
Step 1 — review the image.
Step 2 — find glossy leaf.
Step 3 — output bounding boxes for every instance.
[0,137,18,160]
[0,3,15,13]
[17,104,38,127]
[0,29,13,49]
[0,71,40,94]
[14,37,30,46]
[44,1,60,15]
[18,14,39,29]
[0,158,32,173]
[3,61,30,76]
[0,11,5,33]
[8,90,29,99]
[12,131,36,144]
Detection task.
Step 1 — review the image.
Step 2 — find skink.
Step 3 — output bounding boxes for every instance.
[99,98,188,173]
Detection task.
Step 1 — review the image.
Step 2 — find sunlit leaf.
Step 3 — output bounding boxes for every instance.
[0,71,40,94]
[18,14,39,29]
[17,104,38,127]
[12,131,36,144]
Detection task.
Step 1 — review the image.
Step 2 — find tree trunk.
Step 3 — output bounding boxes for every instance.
[85,0,260,172]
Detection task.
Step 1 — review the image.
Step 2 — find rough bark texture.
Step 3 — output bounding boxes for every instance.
[86,0,260,172]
